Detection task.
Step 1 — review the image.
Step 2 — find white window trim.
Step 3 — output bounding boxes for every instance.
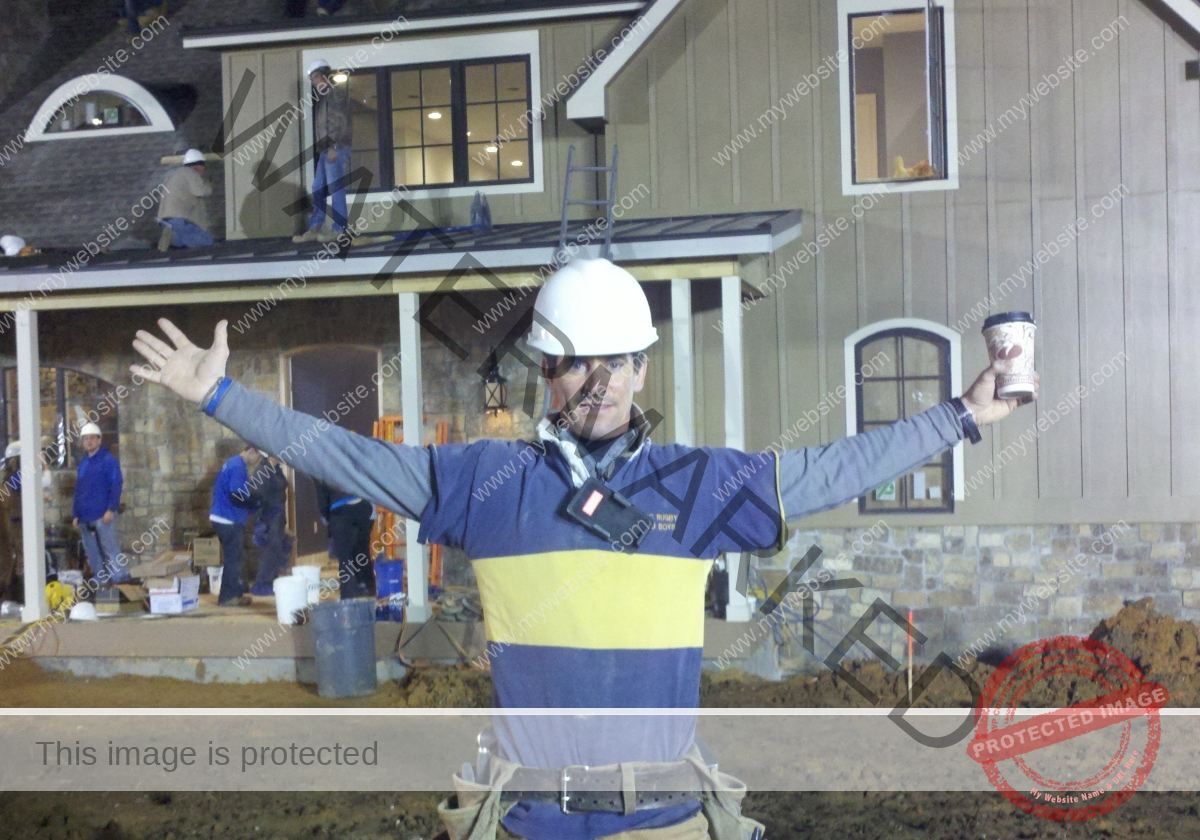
[837,0,958,196]
[302,30,543,202]
[24,75,175,142]
[844,318,965,502]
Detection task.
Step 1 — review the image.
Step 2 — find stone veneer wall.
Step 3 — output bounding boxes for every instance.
[746,522,1200,674]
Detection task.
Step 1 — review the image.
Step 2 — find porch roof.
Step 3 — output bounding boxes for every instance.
[0,210,802,308]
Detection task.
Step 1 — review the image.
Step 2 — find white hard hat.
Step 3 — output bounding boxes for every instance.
[525,258,659,357]
[307,59,331,77]
[69,602,98,621]
[80,423,103,437]
[4,441,19,459]
[1,235,25,257]
[182,148,206,165]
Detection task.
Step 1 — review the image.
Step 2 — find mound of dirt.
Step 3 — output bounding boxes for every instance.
[398,665,493,707]
[1090,596,1200,706]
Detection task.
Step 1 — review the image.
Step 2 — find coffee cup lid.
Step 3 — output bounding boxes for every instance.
[982,311,1035,331]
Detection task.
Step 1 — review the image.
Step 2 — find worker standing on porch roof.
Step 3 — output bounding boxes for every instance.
[293,58,351,244]
[131,257,1036,840]
[73,422,127,586]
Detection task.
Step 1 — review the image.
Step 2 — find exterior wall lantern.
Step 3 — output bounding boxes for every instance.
[483,350,508,415]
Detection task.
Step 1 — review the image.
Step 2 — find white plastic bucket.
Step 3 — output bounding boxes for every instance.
[207,566,223,598]
[273,576,309,625]
[293,565,322,605]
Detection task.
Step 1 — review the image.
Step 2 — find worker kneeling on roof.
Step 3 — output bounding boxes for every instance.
[131,258,1036,840]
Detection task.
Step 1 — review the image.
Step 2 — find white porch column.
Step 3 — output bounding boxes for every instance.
[17,311,47,623]
[721,276,752,622]
[670,279,695,447]
[398,292,432,623]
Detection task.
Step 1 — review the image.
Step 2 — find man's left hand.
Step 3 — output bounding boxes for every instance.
[102,511,115,525]
[960,364,1040,426]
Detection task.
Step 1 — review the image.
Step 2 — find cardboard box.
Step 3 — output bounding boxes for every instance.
[146,575,201,598]
[190,537,222,567]
[150,592,200,614]
[128,550,192,580]
[93,584,147,615]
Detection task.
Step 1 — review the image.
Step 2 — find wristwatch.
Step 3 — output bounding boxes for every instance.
[949,397,982,444]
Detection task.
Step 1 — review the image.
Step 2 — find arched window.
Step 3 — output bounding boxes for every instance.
[25,76,175,141]
[844,319,963,513]
[0,366,121,469]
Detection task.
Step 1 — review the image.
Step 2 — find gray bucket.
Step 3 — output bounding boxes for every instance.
[311,599,378,698]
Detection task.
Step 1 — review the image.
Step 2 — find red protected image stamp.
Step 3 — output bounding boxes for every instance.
[966,635,1166,822]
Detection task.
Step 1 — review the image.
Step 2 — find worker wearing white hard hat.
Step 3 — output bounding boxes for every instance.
[133,255,1036,839]
[73,421,128,586]
[294,57,351,245]
[1,235,26,257]
[156,148,214,252]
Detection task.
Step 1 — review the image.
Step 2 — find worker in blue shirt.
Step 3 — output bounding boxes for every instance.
[72,423,126,586]
[210,445,263,606]
[132,258,1036,840]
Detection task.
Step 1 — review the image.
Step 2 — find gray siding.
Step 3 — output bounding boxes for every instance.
[606,0,1200,524]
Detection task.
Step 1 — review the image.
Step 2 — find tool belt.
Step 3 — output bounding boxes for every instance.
[438,744,766,840]
[501,759,706,814]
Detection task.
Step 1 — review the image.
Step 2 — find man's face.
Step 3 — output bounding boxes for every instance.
[243,449,263,468]
[311,70,330,91]
[189,163,206,176]
[82,434,101,455]
[542,354,646,441]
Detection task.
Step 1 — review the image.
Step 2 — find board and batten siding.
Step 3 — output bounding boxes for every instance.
[606,0,1200,525]
[219,19,629,240]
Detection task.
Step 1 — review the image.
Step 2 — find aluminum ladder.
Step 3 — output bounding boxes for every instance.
[557,143,618,264]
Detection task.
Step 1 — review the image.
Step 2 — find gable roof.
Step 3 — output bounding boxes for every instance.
[566,0,1200,126]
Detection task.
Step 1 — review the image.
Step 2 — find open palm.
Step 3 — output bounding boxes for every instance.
[131,319,229,403]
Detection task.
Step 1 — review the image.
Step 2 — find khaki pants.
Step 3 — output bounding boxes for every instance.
[437,746,764,840]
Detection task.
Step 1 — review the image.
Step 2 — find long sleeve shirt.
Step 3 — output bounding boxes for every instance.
[207,379,964,837]
[209,454,256,525]
[156,165,212,229]
[72,448,122,523]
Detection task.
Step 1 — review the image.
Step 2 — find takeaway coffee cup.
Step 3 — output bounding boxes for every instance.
[982,312,1036,399]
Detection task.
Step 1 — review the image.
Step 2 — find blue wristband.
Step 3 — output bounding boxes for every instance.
[203,377,233,417]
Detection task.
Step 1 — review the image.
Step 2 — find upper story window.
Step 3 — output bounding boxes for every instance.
[346,57,533,191]
[25,76,175,142]
[304,29,544,201]
[0,366,121,469]
[838,0,958,195]
[845,319,964,513]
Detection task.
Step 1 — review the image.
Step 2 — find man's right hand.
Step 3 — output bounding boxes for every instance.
[131,319,229,404]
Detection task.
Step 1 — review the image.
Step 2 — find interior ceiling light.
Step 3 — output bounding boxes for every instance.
[332,72,349,83]
[428,111,442,120]
[485,145,498,153]
[510,160,523,167]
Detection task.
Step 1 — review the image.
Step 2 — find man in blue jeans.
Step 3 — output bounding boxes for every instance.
[293,59,351,244]
[72,423,127,586]
[157,149,214,251]
[210,445,263,606]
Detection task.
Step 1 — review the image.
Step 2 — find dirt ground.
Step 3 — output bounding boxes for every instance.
[4,598,1197,710]
[4,599,1200,837]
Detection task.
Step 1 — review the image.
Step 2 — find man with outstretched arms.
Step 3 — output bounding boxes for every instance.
[132,258,1035,840]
